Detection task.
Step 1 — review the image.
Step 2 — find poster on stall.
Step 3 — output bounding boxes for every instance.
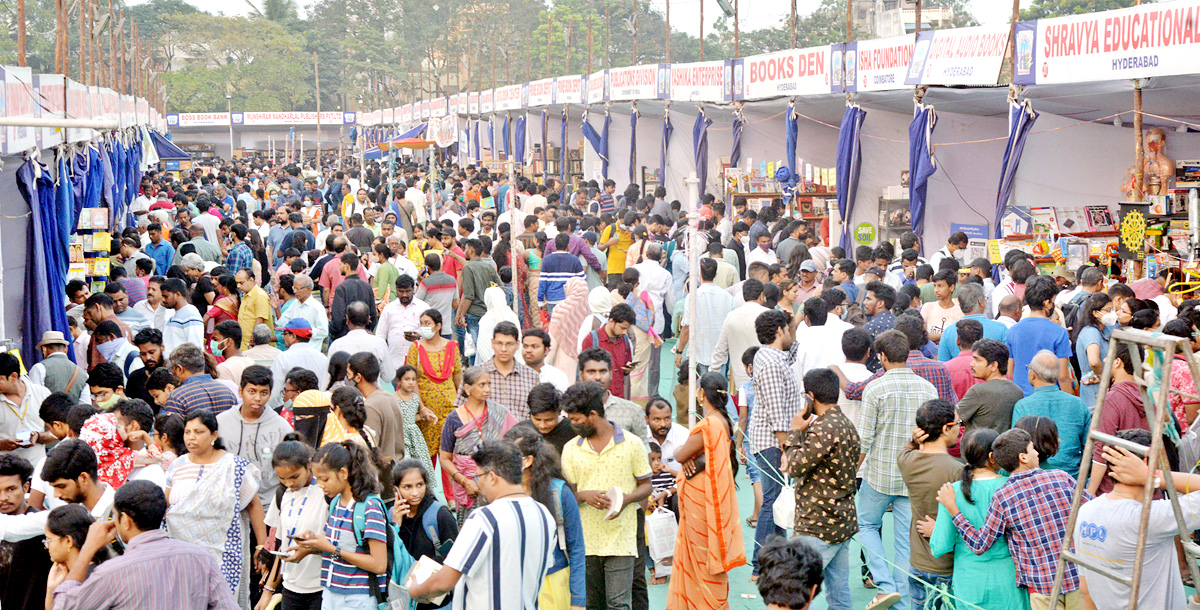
[735,45,831,100]
[904,24,1010,86]
[845,36,913,92]
[1014,2,1200,85]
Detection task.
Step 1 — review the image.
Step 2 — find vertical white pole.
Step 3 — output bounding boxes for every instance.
[684,171,700,427]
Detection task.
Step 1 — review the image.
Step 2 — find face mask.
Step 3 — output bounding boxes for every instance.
[739,236,750,249]
[418,327,435,340]
[760,243,771,252]
[96,338,124,362]
[97,394,120,411]
[1101,312,1119,327]
[210,338,225,358]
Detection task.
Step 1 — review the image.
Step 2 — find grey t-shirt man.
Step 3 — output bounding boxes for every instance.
[957,378,1025,434]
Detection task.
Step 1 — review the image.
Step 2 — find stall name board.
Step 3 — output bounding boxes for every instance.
[429,97,447,117]
[2,66,36,153]
[66,80,91,142]
[841,36,913,92]
[736,46,829,100]
[480,90,494,113]
[586,70,608,104]
[34,74,66,149]
[419,101,430,119]
[169,112,230,127]
[669,61,730,102]
[608,65,660,101]
[555,75,584,104]
[401,105,413,123]
[905,25,1010,85]
[230,111,353,125]
[528,79,554,106]
[468,92,480,114]
[1015,2,1200,85]
[495,85,522,111]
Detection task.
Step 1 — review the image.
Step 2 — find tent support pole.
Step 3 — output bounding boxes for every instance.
[1133,82,1145,203]
[0,117,118,129]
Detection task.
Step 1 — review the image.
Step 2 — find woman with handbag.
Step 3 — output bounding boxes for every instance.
[666,372,746,610]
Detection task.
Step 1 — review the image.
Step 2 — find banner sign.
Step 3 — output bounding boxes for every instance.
[448,94,461,115]
[33,73,65,149]
[608,65,660,101]
[429,97,447,118]
[67,79,92,142]
[428,115,457,147]
[231,111,350,126]
[528,78,554,106]
[401,105,413,123]
[1015,2,1200,85]
[480,89,494,114]
[172,112,230,127]
[495,84,523,111]
[419,100,430,119]
[555,75,584,104]
[586,70,608,104]
[1,66,36,153]
[735,45,830,100]
[120,94,136,127]
[668,60,731,102]
[905,24,1010,86]
[468,92,480,115]
[844,36,913,92]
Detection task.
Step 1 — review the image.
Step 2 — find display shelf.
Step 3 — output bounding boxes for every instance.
[1004,230,1118,240]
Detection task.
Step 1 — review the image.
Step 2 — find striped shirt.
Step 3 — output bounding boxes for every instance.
[750,343,803,453]
[163,305,204,354]
[322,497,388,595]
[444,496,556,610]
[50,529,238,610]
[162,374,238,417]
[858,368,938,496]
[537,252,585,304]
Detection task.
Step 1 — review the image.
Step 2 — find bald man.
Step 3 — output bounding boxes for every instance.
[997,294,1022,329]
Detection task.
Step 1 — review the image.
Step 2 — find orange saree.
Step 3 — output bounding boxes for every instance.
[665,415,747,610]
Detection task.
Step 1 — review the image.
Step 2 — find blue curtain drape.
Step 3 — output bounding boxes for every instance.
[994,99,1039,239]
[693,108,713,207]
[502,116,511,159]
[541,110,548,179]
[660,111,674,182]
[835,104,868,251]
[514,114,527,163]
[560,108,568,184]
[785,101,798,176]
[909,104,938,244]
[629,109,638,186]
[581,110,610,179]
[18,160,68,362]
[731,108,746,169]
[473,120,481,162]
[600,110,611,179]
[488,117,495,161]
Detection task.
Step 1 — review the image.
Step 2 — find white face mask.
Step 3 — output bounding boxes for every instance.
[739,236,750,249]
[418,327,435,340]
[1101,311,1119,327]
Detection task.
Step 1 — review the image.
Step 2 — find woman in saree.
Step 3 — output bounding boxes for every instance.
[666,372,746,610]
[622,267,662,404]
[405,309,463,462]
[203,273,239,343]
[165,409,267,609]
[437,366,518,522]
[475,286,520,365]
[547,278,591,383]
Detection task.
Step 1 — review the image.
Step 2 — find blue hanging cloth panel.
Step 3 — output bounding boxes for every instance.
[17,160,69,362]
[731,108,746,169]
[560,108,568,184]
[541,110,549,178]
[660,111,673,185]
[502,116,511,159]
[473,120,480,163]
[785,101,798,176]
[580,110,607,178]
[909,103,938,244]
[994,99,1039,239]
[693,108,713,207]
[488,117,495,162]
[515,115,527,163]
[600,110,611,180]
[835,104,868,251]
[629,108,638,185]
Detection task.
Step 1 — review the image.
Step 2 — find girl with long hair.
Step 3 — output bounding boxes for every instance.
[394,366,437,492]
[291,441,388,610]
[164,409,267,608]
[925,428,1029,610]
[261,434,328,610]
[203,273,240,341]
[666,372,745,610]
[438,366,518,521]
[391,459,458,610]
[504,425,586,610]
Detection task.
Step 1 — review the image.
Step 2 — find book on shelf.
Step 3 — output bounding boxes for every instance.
[1057,207,1091,233]
[1085,205,1116,231]
[1029,207,1060,234]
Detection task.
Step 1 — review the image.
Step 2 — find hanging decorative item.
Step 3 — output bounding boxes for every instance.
[1118,201,1150,261]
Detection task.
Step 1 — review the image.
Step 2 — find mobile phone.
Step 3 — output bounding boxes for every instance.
[626,360,641,368]
[287,534,305,541]
[269,549,292,557]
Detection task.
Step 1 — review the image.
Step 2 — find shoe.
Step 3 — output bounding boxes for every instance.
[866,592,902,610]
[746,516,758,528]
[862,576,877,589]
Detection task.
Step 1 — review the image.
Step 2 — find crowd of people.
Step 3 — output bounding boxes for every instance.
[3,155,1198,610]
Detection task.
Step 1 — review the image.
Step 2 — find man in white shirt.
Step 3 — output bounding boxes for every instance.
[791,297,848,392]
[631,243,674,338]
[269,319,330,409]
[0,352,51,466]
[646,401,689,473]
[161,279,204,354]
[523,185,547,216]
[997,294,1022,329]
[928,231,969,271]
[375,276,429,374]
[0,439,116,542]
[274,275,329,349]
[520,329,570,392]
[132,277,170,331]
[834,328,875,426]
[191,200,222,246]
[711,279,770,400]
[746,233,779,267]
[327,302,394,384]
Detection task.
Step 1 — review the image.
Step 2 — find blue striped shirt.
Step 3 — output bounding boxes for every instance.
[162,374,237,417]
[537,252,584,304]
[445,496,555,610]
[322,497,387,595]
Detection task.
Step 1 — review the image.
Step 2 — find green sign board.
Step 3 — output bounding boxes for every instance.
[854,222,876,245]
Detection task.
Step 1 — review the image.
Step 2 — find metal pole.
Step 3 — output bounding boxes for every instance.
[227,92,234,159]
[315,52,322,165]
[633,0,639,64]
[606,6,612,68]
[915,0,922,38]
[588,18,594,74]
[107,0,114,86]
[699,0,704,61]
[0,117,119,128]
[546,14,553,78]
[77,0,85,82]
[117,12,124,91]
[567,17,574,75]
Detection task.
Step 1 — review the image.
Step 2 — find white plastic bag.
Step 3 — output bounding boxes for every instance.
[646,508,679,562]
[772,487,795,532]
[463,329,476,358]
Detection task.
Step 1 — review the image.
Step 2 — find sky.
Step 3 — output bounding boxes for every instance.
[136,0,1033,30]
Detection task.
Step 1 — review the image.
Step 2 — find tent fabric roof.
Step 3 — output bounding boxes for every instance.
[150,131,191,161]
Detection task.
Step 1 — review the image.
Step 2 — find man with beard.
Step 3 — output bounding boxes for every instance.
[376,274,430,370]
[0,454,51,610]
[561,381,652,610]
[0,440,116,543]
[125,329,164,406]
[577,348,650,445]
[644,400,688,474]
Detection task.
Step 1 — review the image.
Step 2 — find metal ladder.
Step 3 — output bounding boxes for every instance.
[1049,328,1200,609]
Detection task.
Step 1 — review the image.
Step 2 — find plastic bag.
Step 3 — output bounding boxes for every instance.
[463,329,476,358]
[773,487,795,532]
[646,508,679,562]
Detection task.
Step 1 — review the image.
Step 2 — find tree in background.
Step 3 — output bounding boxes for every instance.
[1021,0,1148,20]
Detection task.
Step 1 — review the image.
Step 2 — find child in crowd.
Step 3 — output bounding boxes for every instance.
[394,365,437,492]
[647,442,678,515]
[261,435,329,610]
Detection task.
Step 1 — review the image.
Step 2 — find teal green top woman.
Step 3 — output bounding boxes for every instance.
[926,428,1030,610]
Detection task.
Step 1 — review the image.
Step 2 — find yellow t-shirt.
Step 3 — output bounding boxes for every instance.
[601,225,633,277]
[560,428,652,557]
[238,286,275,350]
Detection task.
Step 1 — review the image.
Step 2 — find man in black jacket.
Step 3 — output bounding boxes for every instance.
[330,252,377,340]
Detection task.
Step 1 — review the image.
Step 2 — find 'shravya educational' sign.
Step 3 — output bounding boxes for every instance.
[905,24,1010,86]
[668,60,731,102]
[1015,1,1200,85]
[734,45,830,100]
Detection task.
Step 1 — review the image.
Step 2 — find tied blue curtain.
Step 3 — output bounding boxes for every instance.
[488,117,495,161]
[560,108,568,184]
[17,160,69,363]
[580,110,608,178]
[600,110,611,179]
[660,111,673,185]
[629,108,638,185]
[473,120,481,162]
[502,115,511,159]
[835,104,868,251]
[785,101,799,176]
[693,108,713,207]
[909,104,938,244]
[515,114,527,163]
[731,108,746,168]
[994,99,1039,239]
[541,110,549,178]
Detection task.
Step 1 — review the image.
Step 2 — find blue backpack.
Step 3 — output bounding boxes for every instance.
[419,500,453,558]
[331,494,417,610]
